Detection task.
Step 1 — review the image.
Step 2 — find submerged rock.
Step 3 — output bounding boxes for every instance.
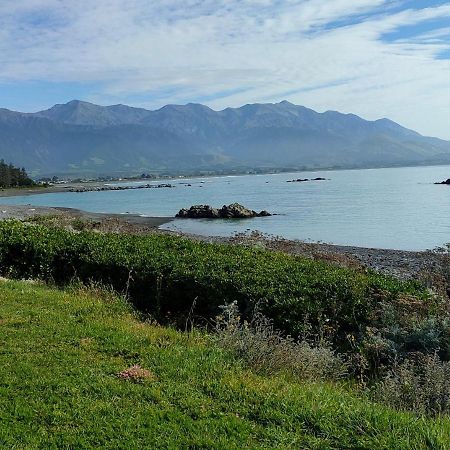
[176,203,271,219]
[69,183,173,193]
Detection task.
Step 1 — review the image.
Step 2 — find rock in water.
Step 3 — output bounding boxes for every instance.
[219,203,256,218]
[434,178,450,185]
[287,177,327,183]
[176,205,220,218]
[176,203,271,218]
[287,178,309,183]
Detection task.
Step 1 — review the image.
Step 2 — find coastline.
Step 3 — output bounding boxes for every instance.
[0,202,446,294]
[0,182,119,198]
[0,204,173,228]
[2,160,449,199]
[192,231,444,285]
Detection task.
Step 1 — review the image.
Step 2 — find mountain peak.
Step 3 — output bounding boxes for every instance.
[59,99,93,108]
[36,100,151,126]
[158,103,213,111]
[41,99,96,115]
[278,100,294,106]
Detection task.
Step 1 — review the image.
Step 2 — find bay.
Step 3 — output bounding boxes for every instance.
[1,165,449,250]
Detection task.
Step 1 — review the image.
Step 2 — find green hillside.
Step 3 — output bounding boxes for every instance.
[0,279,448,449]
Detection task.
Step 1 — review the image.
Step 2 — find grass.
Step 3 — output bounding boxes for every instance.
[0,279,448,449]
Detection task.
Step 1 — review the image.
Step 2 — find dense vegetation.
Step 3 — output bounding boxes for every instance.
[0,160,34,188]
[1,218,448,382]
[0,220,426,337]
[0,279,448,449]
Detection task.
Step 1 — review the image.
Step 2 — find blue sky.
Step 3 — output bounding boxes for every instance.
[0,0,450,138]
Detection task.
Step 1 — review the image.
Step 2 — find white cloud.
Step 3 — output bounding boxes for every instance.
[0,0,450,138]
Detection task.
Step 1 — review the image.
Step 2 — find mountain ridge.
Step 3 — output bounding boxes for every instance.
[0,100,449,176]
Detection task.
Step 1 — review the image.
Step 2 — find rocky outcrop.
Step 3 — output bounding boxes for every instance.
[219,203,258,218]
[176,205,220,218]
[434,178,450,185]
[176,203,271,219]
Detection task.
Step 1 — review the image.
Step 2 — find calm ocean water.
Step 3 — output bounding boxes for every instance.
[1,165,449,250]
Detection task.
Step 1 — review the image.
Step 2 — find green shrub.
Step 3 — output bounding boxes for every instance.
[354,295,450,376]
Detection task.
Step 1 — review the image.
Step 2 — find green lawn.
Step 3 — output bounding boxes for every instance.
[0,279,448,449]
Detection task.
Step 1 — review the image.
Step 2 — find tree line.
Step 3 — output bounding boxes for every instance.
[0,160,34,188]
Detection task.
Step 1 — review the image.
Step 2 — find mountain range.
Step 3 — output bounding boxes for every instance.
[1,100,449,177]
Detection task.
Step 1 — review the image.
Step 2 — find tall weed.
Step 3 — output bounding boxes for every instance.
[372,353,450,416]
[214,301,348,380]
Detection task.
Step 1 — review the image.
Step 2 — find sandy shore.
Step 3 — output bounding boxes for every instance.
[0,204,173,228]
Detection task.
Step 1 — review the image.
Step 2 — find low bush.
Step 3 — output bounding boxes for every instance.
[355,296,450,376]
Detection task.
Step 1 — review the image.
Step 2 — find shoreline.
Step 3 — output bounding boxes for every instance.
[189,231,444,284]
[0,204,173,228]
[0,182,120,198]
[0,203,446,293]
[55,207,173,228]
[1,160,449,199]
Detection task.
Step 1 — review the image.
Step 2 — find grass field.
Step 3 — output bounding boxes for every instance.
[0,279,448,449]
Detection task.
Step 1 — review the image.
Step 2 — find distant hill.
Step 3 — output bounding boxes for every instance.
[1,100,450,176]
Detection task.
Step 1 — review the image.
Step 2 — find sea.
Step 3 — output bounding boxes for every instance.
[1,165,449,251]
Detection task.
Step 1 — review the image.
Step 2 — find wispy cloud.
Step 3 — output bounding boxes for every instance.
[0,0,450,138]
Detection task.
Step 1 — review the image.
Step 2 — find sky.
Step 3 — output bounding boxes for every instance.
[0,0,450,139]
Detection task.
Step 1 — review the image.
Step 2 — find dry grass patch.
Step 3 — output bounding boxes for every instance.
[117,365,156,382]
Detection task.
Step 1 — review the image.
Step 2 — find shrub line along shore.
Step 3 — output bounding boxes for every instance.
[0,219,427,332]
[0,179,446,284]
[0,202,445,285]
